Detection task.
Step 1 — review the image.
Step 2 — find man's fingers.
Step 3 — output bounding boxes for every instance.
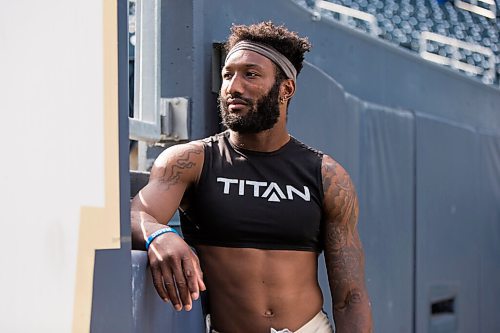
[160,263,182,311]
[172,258,192,311]
[191,258,206,292]
[150,264,169,302]
[190,251,206,292]
[182,256,200,300]
[197,274,207,292]
[148,241,204,311]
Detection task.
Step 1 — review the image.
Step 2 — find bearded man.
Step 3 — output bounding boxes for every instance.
[131,21,373,333]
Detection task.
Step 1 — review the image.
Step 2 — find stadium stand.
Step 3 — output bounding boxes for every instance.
[298,0,500,85]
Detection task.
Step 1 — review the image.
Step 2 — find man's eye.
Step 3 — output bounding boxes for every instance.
[247,72,258,78]
[222,73,233,79]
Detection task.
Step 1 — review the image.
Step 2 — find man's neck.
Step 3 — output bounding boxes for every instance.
[228,125,290,153]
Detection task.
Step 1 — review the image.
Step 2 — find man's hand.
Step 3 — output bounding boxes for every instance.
[147,232,206,311]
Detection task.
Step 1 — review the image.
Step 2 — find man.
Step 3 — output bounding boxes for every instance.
[131,21,373,333]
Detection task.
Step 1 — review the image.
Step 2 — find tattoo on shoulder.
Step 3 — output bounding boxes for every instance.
[157,144,203,191]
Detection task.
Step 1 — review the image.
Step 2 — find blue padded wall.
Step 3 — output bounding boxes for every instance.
[415,116,481,333]
[358,102,415,333]
[478,133,500,333]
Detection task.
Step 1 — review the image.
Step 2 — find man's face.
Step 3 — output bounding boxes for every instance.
[219,50,281,134]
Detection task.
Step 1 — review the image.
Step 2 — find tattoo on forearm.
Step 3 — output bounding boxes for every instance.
[157,145,202,191]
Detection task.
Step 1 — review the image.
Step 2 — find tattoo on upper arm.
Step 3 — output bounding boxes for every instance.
[155,144,202,191]
[322,157,359,243]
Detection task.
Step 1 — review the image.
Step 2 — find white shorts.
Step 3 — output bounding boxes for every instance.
[207,310,334,333]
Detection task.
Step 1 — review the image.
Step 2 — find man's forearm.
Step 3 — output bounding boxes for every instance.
[131,210,168,250]
[333,293,373,333]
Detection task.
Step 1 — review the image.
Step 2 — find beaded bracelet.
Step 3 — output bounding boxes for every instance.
[145,227,178,250]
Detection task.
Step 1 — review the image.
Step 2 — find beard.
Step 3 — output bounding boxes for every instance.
[218,79,281,134]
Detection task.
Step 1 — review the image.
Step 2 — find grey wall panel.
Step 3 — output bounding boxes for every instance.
[161,0,220,139]
[92,250,133,333]
[358,103,415,333]
[131,250,205,333]
[478,133,500,333]
[416,117,481,333]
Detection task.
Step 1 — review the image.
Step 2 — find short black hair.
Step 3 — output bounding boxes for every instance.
[225,21,312,76]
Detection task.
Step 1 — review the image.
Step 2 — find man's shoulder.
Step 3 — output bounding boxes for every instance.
[156,131,227,160]
[198,131,228,145]
[321,154,349,176]
[153,141,205,170]
[154,131,229,167]
[289,137,346,177]
[321,154,355,197]
[289,136,324,160]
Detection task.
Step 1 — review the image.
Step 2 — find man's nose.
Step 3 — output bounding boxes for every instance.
[225,74,244,95]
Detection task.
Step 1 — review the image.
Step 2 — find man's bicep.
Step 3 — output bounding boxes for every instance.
[131,142,204,224]
[131,179,186,224]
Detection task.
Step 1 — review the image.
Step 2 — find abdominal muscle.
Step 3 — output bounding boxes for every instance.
[196,245,324,333]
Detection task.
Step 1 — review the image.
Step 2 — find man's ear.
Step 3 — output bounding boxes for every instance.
[280,79,296,102]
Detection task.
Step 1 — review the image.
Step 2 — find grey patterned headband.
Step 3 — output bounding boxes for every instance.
[225,41,297,82]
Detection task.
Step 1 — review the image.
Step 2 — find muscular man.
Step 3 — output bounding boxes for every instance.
[131,21,373,333]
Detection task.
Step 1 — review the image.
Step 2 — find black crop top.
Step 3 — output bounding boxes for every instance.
[180,131,325,252]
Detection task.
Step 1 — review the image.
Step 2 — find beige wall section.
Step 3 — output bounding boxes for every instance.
[0,1,121,332]
[72,0,122,332]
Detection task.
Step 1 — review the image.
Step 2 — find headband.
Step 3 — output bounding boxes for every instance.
[225,41,297,82]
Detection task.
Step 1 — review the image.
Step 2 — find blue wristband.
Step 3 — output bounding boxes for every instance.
[145,227,179,250]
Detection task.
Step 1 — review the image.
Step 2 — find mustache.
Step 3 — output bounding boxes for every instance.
[218,93,254,108]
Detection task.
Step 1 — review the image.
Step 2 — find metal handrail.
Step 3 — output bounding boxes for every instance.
[454,0,497,19]
[314,0,381,36]
[419,31,496,84]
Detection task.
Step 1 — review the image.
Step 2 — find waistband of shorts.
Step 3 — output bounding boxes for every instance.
[294,310,332,333]
[207,310,333,333]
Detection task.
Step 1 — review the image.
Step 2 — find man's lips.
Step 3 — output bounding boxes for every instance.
[227,98,249,110]
[227,98,248,105]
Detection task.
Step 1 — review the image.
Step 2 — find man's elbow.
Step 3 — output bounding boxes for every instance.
[334,288,366,312]
[333,288,373,332]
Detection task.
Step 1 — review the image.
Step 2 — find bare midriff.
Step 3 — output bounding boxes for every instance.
[196,245,324,333]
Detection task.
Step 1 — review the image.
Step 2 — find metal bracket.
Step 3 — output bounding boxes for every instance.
[159,97,190,141]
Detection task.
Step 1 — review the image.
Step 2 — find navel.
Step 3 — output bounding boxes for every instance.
[264,309,275,318]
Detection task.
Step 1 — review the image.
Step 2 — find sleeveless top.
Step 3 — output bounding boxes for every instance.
[180,131,325,252]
